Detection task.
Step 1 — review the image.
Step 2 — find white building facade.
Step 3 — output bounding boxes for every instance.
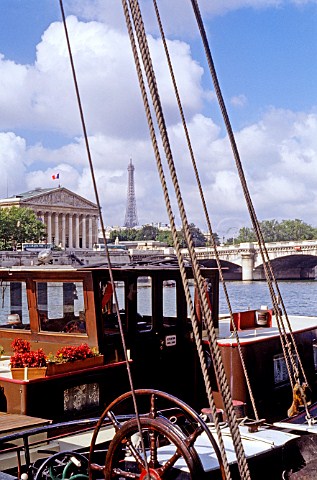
[0,187,99,249]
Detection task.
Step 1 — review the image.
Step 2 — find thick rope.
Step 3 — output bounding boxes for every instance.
[190,0,310,420]
[121,2,229,477]
[152,0,259,422]
[126,1,251,478]
[58,0,150,471]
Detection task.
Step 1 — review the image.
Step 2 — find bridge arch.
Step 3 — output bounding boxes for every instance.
[199,259,242,280]
[254,254,317,280]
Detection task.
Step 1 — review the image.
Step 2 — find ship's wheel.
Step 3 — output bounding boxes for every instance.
[89,389,223,479]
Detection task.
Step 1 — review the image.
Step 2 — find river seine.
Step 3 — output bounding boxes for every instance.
[137,280,317,318]
[219,280,317,316]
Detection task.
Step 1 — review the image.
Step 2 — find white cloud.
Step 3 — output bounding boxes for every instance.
[65,0,297,38]
[230,94,247,107]
[0,8,317,232]
[0,132,27,197]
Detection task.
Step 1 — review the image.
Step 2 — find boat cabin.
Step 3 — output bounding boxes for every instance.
[0,263,218,421]
[0,262,317,423]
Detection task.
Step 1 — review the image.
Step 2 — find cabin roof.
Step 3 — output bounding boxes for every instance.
[0,261,217,275]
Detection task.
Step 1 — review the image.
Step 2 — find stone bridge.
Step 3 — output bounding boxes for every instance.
[185,240,317,281]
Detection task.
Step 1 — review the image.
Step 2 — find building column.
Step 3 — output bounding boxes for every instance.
[62,214,66,248]
[75,214,80,248]
[82,216,86,249]
[47,212,52,244]
[241,253,255,281]
[54,213,59,247]
[94,216,99,246]
[88,216,93,249]
[68,214,73,249]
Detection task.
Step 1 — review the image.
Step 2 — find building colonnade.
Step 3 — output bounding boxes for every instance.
[38,210,98,249]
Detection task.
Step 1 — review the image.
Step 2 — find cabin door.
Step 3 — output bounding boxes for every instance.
[129,274,195,403]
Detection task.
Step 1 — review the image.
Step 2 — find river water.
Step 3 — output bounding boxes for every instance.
[144,280,317,318]
[218,280,317,316]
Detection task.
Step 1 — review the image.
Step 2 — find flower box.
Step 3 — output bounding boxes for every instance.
[46,355,104,376]
[11,366,47,380]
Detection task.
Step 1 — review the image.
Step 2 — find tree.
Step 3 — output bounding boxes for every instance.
[233,226,256,244]
[0,207,47,250]
[211,232,221,246]
[179,223,207,247]
[156,230,174,246]
[231,219,317,245]
[258,219,280,242]
[135,225,159,241]
[109,228,137,242]
[277,219,317,241]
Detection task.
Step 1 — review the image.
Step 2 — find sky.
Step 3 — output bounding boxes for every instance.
[0,0,316,238]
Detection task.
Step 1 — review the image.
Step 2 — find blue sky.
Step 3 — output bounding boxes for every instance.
[205,6,317,126]
[0,1,316,236]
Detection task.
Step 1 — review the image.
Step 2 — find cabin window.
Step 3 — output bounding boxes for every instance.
[37,281,86,333]
[137,276,152,331]
[102,280,126,330]
[0,281,30,329]
[188,278,213,325]
[115,281,125,311]
[273,352,298,386]
[137,276,152,316]
[163,280,176,320]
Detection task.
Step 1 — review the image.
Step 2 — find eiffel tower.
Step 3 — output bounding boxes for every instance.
[124,159,138,227]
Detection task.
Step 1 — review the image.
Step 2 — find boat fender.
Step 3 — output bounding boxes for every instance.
[287,382,310,418]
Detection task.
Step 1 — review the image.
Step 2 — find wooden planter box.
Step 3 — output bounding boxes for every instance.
[11,367,47,380]
[46,355,104,376]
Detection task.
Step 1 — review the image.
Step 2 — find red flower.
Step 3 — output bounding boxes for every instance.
[54,344,95,363]
[10,349,46,368]
[10,339,47,368]
[11,339,30,354]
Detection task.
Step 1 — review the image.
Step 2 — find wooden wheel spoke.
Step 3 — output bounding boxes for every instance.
[157,426,203,475]
[148,428,159,468]
[149,393,158,419]
[107,410,123,432]
[112,467,140,478]
[184,425,203,448]
[125,439,146,470]
[156,448,183,476]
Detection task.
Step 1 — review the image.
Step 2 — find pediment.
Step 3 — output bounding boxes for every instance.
[22,188,98,211]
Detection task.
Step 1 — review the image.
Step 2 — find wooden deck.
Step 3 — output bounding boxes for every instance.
[0,412,51,438]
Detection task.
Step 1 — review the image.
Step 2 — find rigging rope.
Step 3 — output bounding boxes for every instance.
[152,0,259,422]
[121,2,228,477]
[58,0,151,473]
[190,0,311,421]
[125,0,251,477]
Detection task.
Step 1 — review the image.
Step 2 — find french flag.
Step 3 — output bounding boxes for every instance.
[52,173,60,180]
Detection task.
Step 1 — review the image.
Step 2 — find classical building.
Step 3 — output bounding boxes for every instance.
[0,187,99,249]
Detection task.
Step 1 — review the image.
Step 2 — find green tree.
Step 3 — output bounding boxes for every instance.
[232,218,317,244]
[277,219,317,241]
[234,226,256,244]
[258,219,280,242]
[211,232,221,246]
[179,223,207,247]
[156,230,174,246]
[135,225,159,241]
[109,228,137,242]
[0,207,47,250]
